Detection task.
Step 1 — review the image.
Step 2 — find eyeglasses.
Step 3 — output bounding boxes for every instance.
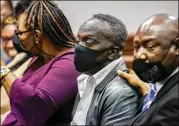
[1,37,13,44]
[15,29,32,38]
[14,28,34,44]
[13,29,33,51]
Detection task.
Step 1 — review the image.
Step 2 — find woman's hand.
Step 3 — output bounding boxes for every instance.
[1,59,18,97]
[117,69,150,96]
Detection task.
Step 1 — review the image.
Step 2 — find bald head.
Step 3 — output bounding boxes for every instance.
[141,13,177,26]
[136,14,178,45]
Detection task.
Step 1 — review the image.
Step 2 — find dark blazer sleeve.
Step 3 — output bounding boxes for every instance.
[151,98,179,126]
[101,80,139,125]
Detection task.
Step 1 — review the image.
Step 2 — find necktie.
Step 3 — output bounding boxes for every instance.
[142,83,157,112]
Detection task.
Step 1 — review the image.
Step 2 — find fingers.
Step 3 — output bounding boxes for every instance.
[128,69,135,74]
[117,70,131,79]
[117,69,150,96]
[117,69,139,86]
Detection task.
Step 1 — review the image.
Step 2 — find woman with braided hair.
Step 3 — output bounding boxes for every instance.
[1,0,79,125]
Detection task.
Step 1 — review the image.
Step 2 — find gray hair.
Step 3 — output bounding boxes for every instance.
[92,14,128,49]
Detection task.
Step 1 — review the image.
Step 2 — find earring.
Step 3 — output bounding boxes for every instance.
[36,41,39,44]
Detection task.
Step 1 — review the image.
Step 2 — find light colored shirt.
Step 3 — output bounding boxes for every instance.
[71,57,123,125]
[156,67,179,92]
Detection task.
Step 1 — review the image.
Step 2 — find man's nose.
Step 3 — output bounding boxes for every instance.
[136,47,147,60]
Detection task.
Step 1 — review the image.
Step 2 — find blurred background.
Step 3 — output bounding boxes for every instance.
[12,1,178,34]
[9,0,179,68]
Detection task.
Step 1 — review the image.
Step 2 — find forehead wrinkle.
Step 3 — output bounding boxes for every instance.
[79,25,97,35]
[79,19,111,34]
[78,19,115,47]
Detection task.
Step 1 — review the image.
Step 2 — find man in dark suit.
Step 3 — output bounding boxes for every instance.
[118,13,179,126]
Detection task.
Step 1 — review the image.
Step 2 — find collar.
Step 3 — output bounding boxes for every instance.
[77,74,89,97]
[95,57,128,92]
[93,57,123,85]
[56,48,74,57]
[156,67,179,92]
[77,57,125,97]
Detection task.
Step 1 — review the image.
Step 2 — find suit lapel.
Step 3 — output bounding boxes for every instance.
[151,72,179,105]
[131,72,179,125]
[133,95,146,117]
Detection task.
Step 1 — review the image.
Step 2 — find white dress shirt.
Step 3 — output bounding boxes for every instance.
[71,57,123,125]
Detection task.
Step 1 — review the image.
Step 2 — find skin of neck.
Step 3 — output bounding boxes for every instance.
[37,35,71,63]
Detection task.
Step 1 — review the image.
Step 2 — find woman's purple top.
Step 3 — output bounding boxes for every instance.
[3,48,80,125]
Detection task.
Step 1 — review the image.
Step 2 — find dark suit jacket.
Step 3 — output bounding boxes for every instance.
[130,71,179,126]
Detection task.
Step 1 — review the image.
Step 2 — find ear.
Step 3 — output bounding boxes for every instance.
[174,37,179,55]
[34,30,42,42]
[108,46,120,60]
[176,49,179,56]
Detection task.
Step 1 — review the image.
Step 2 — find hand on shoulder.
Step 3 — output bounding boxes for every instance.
[117,69,150,96]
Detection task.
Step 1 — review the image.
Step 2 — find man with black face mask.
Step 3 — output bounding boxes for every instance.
[118,13,179,126]
[71,14,139,125]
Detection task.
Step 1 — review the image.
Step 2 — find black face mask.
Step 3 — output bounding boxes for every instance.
[12,34,32,57]
[12,34,26,52]
[132,45,172,83]
[133,59,170,83]
[74,44,107,72]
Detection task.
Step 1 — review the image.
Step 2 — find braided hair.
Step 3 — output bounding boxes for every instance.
[25,0,76,48]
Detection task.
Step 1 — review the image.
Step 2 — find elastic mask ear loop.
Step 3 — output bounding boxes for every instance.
[20,32,33,51]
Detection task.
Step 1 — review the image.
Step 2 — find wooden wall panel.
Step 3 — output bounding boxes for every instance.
[123,33,135,69]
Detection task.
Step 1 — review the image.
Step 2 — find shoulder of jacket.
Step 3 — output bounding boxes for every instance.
[103,76,138,97]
